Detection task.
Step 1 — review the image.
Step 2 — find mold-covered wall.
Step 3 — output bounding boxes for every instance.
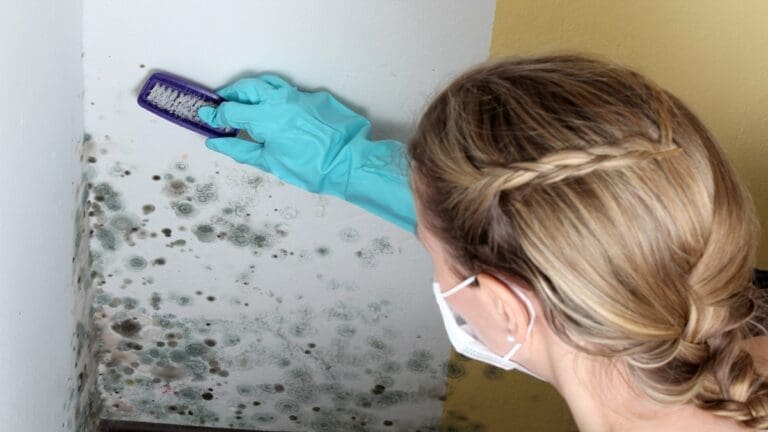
[82,1,495,430]
[0,1,95,431]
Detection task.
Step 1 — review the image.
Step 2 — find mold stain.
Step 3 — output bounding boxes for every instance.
[125,255,147,271]
[111,318,141,337]
[355,236,397,268]
[172,201,196,218]
[81,155,442,431]
[192,224,216,243]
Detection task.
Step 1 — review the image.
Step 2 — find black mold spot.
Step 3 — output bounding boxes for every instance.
[236,384,256,396]
[194,182,218,203]
[275,398,300,414]
[315,246,331,257]
[150,292,162,310]
[367,337,389,351]
[161,228,172,237]
[164,179,188,196]
[92,183,123,211]
[152,258,166,266]
[355,394,373,408]
[284,368,317,403]
[192,224,216,243]
[336,324,356,338]
[326,302,355,321]
[445,360,467,379]
[206,296,216,302]
[482,365,504,380]
[126,255,147,271]
[355,236,395,267]
[311,413,342,431]
[172,201,196,218]
[142,204,156,215]
[122,297,139,310]
[184,359,207,375]
[152,175,161,181]
[112,319,141,337]
[223,334,241,347]
[373,390,408,408]
[95,228,119,251]
[274,224,289,238]
[374,375,395,388]
[406,349,434,373]
[251,231,273,248]
[169,349,188,363]
[109,213,139,233]
[339,227,360,243]
[184,343,208,357]
[201,392,213,401]
[288,322,313,338]
[87,156,97,163]
[274,357,291,368]
[178,387,202,400]
[228,224,252,247]
[253,413,276,424]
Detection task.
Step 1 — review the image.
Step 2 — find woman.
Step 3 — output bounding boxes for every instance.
[198,54,768,431]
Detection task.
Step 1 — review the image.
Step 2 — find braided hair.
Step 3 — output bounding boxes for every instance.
[409,54,766,429]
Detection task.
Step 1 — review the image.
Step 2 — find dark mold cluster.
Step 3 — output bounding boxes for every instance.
[80,153,437,431]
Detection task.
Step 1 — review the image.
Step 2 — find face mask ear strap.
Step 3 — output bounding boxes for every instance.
[502,340,522,361]
[497,278,536,361]
[441,275,477,298]
[506,283,536,340]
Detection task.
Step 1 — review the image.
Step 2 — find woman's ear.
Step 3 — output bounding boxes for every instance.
[475,273,535,344]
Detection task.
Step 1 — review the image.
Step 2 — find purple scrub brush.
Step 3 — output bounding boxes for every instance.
[137,71,238,138]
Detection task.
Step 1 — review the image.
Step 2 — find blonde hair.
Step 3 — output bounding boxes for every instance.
[409,54,767,429]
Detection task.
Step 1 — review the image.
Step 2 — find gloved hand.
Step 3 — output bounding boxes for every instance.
[197,74,416,233]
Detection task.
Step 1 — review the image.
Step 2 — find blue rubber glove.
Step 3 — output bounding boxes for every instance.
[197,75,416,233]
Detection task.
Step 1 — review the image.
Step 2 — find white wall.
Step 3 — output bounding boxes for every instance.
[82,1,495,430]
[0,1,84,431]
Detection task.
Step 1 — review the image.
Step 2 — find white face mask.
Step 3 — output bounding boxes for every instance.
[433,275,543,379]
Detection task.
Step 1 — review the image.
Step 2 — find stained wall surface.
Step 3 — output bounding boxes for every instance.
[81,1,495,430]
[0,0,88,431]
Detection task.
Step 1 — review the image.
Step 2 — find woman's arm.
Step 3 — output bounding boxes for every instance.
[197,75,416,233]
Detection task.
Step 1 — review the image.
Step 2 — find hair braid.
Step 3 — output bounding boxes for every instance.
[410,54,766,429]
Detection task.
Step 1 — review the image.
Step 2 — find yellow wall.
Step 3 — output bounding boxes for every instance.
[443,2,768,431]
